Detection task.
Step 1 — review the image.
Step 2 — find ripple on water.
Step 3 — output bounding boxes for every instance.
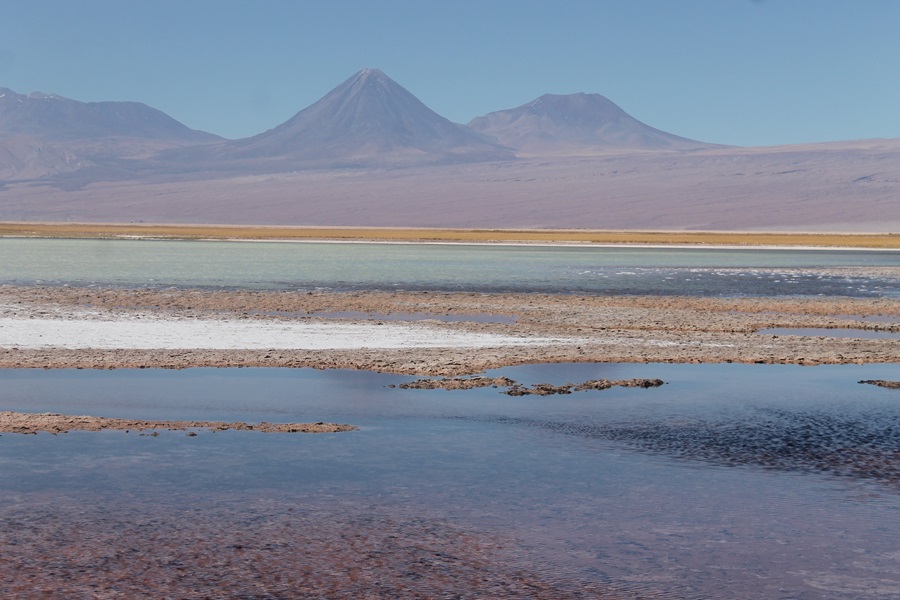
[479,406,900,490]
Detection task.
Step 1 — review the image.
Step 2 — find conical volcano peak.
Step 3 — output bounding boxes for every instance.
[222,68,513,167]
[332,68,411,101]
[355,67,387,80]
[330,68,418,108]
[346,68,389,87]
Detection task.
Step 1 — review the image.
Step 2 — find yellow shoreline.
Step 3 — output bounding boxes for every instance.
[1,221,898,248]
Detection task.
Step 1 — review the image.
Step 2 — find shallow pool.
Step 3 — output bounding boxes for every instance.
[2,363,899,598]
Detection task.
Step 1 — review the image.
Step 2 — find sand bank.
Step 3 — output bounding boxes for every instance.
[1,286,897,374]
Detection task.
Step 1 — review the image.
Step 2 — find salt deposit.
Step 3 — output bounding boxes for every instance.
[0,315,567,351]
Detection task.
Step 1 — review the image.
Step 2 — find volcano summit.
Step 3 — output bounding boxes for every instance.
[200,68,513,168]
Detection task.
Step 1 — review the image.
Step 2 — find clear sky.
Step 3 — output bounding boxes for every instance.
[2,0,897,146]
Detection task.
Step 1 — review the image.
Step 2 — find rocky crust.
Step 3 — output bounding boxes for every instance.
[859,379,900,389]
[506,378,664,396]
[1,285,898,374]
[397,376,664,396]
[396,376,517,390]
[0,411,357,435]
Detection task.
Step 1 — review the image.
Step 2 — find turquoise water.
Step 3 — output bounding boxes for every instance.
[2,237,898,296]
[2,364,900,598]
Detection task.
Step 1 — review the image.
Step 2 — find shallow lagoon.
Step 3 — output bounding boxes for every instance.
[2,237,899,296]
[3,363,900,598]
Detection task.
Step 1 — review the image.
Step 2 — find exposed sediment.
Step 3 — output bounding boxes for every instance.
[0,411,356,435]
[1,285,898,374]
[397,376,665,395]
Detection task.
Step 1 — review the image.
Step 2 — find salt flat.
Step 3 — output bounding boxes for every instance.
[0,313,566,351]
[2,286,898,374]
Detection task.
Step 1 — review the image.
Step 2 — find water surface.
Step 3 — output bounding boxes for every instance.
[3,237,898,297]
[3,363,899,598]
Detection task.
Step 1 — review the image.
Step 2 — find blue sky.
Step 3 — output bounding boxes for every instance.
[2,0,897,146]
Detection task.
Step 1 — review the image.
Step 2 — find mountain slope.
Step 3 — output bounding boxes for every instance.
[0,88,218,142]
[468,93,716,155]
[212,68,513,167]
[0,87,220,181]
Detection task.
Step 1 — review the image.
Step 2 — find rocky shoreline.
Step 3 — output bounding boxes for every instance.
[1,285,898,374]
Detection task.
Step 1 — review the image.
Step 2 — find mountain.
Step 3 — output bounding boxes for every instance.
[0,88,218,142]
[2,71,897,234]
[468,93,716,155]
[0,87,220,181]
[202,68,513,168]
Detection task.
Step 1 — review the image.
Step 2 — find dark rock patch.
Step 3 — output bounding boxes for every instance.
[860,379,900,389]
[397,376,664,396]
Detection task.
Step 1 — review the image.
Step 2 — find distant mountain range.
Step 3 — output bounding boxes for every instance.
[0,69,720,181]
[0,70,897,232]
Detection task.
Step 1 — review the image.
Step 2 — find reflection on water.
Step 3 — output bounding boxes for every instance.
[2,363,900,598]
[482,407,900,488]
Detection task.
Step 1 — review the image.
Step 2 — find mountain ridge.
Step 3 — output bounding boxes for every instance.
[0,69,897,234]
[0,87,219,142]
[0,87,221,181]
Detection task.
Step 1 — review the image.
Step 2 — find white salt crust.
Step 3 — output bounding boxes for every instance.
[0,316,569,351]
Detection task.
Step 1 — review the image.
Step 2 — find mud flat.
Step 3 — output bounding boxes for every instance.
[1,286,898,373]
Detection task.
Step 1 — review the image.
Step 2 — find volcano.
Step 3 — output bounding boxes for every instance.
[218,68,512,167]
[468,93,716,155]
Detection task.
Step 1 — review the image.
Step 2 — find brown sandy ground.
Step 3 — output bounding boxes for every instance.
[2,221,900,247]
[0,411,356,435]
[1,285,898,374]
